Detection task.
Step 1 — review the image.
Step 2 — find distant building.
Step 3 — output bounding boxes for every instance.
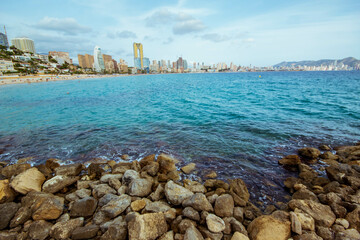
[78,54,86,68]
[0,60,14,72]
[133,42,144,69]
[0,33,9,49]
[77,54,94,69]
[102,54,115,72]
[11,37,36,53]
[93,46,105,72]
[49,51,71,64]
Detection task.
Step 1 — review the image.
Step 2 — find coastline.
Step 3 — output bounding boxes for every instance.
[0,143,359,239]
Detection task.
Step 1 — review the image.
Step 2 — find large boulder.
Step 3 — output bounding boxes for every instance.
[183,193,213,212]
[247,215,291,240]
[70,196,97,217]
[101,194,131,219]
[229,179,250,207]
[165,180,194,205]
[122,170,140,185]
[0,202,20,230]
[278,155,301,166]
[288,199,336,227]
[0,179,15,203]
[298,148,321,160]
[214,194,234,217]
[28,220,53,240]
[128,213,168,240]
[10,167,45,194]
[206,213,226,233]
[157,154,179,174]
[346,207,360,232]
[32,194,65,220]
[1,163,31,178]
[42,175,79,193]
[128,178,153,197]
[50,217,84,240]
[55,163,83,176]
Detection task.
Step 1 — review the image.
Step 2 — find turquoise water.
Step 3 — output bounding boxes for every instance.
[0,72,359,201]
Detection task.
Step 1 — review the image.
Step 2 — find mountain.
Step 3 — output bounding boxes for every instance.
[274,57,360,68]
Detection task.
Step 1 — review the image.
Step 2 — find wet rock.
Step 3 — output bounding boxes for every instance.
[55,163,83,176]
[183,207,200,221]
[288,199,336,227]
[292,188,319,202]
[336,145,360,161]
[157,154,179,174]
[45,158,61,171]
[271,210,290,223]
[345,176,360,190]
[28,220,53,240]
[100,216,127,240]
[214,194,234,217]
[330,202,347,218]
[205,171,217,179]
[165,180,194,205]
[92,183,117,199]
[42,175,79,193]
[50,217,84,240]
[10,168,45,194]
[122,170,140,185]
[319,145,331,151]
[35,164,53,179]
[247,215,291,240]
[139,154,156,168]
[183,193,213,212]
[345,207,360,232]
[142,162,160,176]
[72,224,99,240]
[184,226,204,240]
[290,211,302,235]
[278,155,301,166]
[206,213,226,233]
[298,147,321,160]
[128,178,153,197]
[244,203,262,220]
[312,177,330,187]
[228,179,249,207]
[181,163,196,174]
[145,201,171,213]
[299,164,318,181]
[284,177,302,191]
[112,162,132,174]
[128,212,168,240]
[1,163,31,178]
[70,196,97,217]
[101,194,131,218]
[0,179,15,203]
[184,180,206,193]
[167,170,180,181]
[0,202,20,230]
[131,199,147,211]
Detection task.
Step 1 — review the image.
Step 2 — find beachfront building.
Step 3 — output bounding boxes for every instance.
[133,42,144,70]
[11,37,36,53]
[0,60,14,73]
[49,51,72,64]
[78,54,94,69]
[93,46,105,72]
[0,33,9,48]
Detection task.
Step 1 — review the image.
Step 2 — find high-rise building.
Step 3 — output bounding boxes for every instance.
[78,54,86,68]
[49,51,71,64]
[94,46,105,72]
[84,54,94,69]
[133,43,144,69]
[0,26,9,48]
[11,37,36,53]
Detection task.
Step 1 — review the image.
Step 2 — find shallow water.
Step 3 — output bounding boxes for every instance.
[1,71,359,204]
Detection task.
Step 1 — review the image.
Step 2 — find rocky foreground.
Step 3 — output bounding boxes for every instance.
[0,144,359,240]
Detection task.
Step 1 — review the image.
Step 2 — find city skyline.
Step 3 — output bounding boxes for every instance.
[1,0,360,67]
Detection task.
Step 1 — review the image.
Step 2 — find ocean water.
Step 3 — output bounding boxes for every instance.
[1,71,359,203]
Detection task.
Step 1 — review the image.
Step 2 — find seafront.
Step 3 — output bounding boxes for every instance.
[0,74,123,85]
[0,143,359,239]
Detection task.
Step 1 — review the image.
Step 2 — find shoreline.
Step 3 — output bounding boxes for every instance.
[0,143,359,239]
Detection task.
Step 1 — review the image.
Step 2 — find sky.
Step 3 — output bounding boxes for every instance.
[1,0,360,66]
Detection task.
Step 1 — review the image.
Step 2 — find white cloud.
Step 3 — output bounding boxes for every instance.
[35,17,91,35]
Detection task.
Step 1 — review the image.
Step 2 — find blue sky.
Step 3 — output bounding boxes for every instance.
[1,0,359,66]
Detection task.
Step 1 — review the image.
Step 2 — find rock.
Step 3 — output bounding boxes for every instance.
[205,171,217,179]
[229,179,249,207]
[139,154,156,168]
[183,193,213,212]
[345,207,360,232]
[198,226,223,240]
[316,226,334,240]
[214,194,234,217]
[1,163,31,178]
[129,178,153,197]
[72,224,99,240]
[101,194,131,218]
[298,148,321,160]
[293,210,315,231]
[100,216,127,240]
[0,202,20,230]
[183,207,200,221]
[131,199,147,211]
[290,211,302,235]
[335,218,349,229]
[292,188,319,202]
[32,194,64,220]
[299,164,318,181]
[150,184,165,201]
[92,183,117,199]
[128,213,168,240]
[45,158,61,170]
[9,206,31,228]
[42,175,79,193]
[231,232,250,240]
[184,180,207,193]
[288,199,336,227]
[247,215,291,240]
[28,220,53,240]
[99,193,119,207]
[279,155,301,166]
[157,154,179,174]
[167,170,180,181]
[206,213,226,233]
[178,219,197,234]
[293,232,323,240]
[165,208,177,221]
[70,196,97,217]
[100,174,123,183]
[55,163,83,176]
[0,179,15,203]
[159,231,174,240]
[319,145,331,151]
[181,163,196,174]
[50,217,84,240]
[10,168,45,194]
[145,201,171,213]
[122,170,140,185]
[234,207,244,222]
[184,226,204,240]
[335,229,360,240]
[142,162,160,176]
[0,231,17,240]
[109,178,122,190]
[165,180,194,205]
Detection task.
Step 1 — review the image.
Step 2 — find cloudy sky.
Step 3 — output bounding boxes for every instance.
[1,0,359,66]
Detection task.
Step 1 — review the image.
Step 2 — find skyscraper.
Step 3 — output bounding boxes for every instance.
[0,26,9,48]
[93,46,105,72]
[49,51,71,64]
[133,43,143,69]
[11,37,36,53]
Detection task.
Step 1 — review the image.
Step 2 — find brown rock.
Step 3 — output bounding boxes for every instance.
[50,217,84,240]
[157,154,179,174]
[278,155,301,166]
[70,196,97,217]
[1,163,31,178]
[42,175,79,194]
[142,162,159,176]
[145,201,171,213]
[183,193,213,212]
[231,232,249,240]
[128,213,168,240]
[55,163,83,176]
[165,180,194,205]
[45,158,61,170]
[184,179,206,193]
[290,211,302,235]
[184,226,204,240]
[0,179,15,203]
[346,207,360,232]
[101,194,131,219]
[181,163,196,174]
[206,214,226,233]
[128,178,153,197]
[159,231,174,240]
[150,184,165,201]
[183,207,200,221]
[92,183,117,199]
[131,199,147,212]
[234,207,244,222]
[178,219,197,234]
[229,179,249,207]
[214,194,234,217]
[0,202,20,230]
[198,226,223,240]
[28,220,53,240]
[247,215,291,240]
[298,147,321,160]
[139,154,156,168]
[100,216,127,240]
[72,224,99,240]
[293,210,315,231]
[32,195,64,220]
[205,171,217,179]
[292,188,319,202]
[293,232,323,240]
[10,168,45,194]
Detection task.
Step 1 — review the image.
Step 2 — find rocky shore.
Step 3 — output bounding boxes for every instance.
[0,144,359,240]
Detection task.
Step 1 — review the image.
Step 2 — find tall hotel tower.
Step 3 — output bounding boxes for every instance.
[133,43,144,70]
[11,37,36,53]
[94,46,105,72]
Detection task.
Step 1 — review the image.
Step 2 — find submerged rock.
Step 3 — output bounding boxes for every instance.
[229,179,249,207]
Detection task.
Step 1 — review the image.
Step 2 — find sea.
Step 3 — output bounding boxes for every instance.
[1,71,359,204]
